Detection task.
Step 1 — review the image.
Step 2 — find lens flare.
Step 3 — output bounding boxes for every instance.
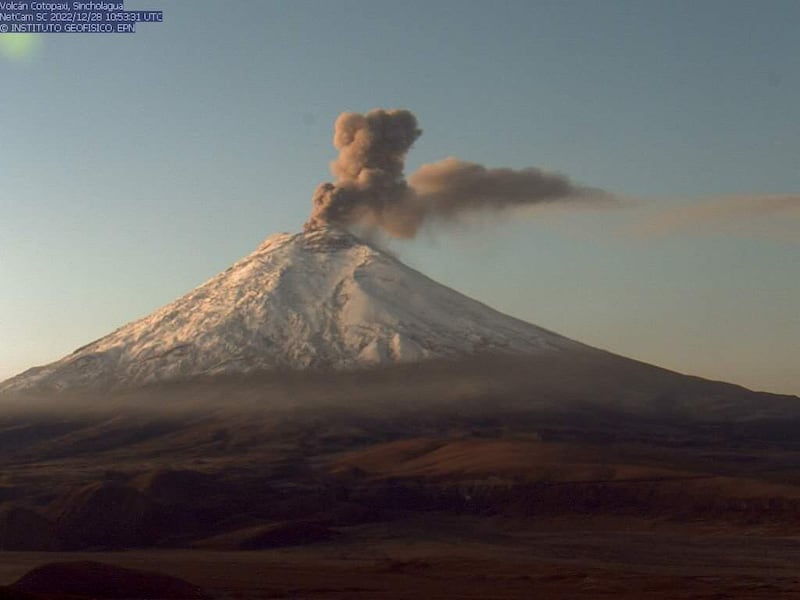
[0,34,42,61]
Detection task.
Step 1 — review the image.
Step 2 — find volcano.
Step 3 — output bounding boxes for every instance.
[0,227,583,394]
[2,226,797,424]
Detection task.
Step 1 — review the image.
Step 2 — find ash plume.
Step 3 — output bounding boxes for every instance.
[305,108,611,238]
[305,109,423,237]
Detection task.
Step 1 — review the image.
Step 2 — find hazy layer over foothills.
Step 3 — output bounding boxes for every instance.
[1,0,798,395]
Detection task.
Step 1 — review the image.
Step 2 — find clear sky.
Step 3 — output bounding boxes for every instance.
[1,0,798,394]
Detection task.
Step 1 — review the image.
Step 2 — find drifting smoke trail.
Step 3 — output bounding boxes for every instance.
[305,109,610,238]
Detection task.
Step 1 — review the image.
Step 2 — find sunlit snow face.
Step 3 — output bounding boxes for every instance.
[0,34,42,61]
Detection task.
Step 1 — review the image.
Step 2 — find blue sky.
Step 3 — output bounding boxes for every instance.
[1,0,798,393]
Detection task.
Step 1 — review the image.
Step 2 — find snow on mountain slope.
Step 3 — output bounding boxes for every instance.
[0,227,583,393]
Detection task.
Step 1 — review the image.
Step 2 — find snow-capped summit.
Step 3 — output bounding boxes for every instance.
[0,227,582,393]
